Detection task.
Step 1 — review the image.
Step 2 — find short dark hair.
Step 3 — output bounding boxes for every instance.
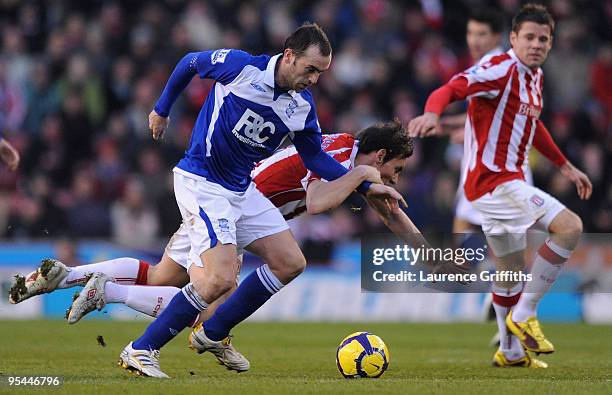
[469,9,505,34]
[356,119,413,163]
[283,22,331,57]
[512,3,555,34]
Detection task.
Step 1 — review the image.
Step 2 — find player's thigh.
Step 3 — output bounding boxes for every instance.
[147,251,190,288]
[235,186,290,254]
[472,180,557,257]
[245,229,305,283]
[174,172,241,258]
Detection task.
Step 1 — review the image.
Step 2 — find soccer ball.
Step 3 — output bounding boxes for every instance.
[336,331,389,378]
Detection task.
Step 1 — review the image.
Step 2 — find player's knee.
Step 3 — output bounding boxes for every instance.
[567,211,583,235]
[202,272,236,301]
[551,209,583,237]
[279,253,307,282]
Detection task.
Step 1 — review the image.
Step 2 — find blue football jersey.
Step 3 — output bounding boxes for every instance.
[156,49,323,192]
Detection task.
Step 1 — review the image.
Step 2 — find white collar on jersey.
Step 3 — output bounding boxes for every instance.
[264,53,300,98]
[264,54,281,88]
[507,48,540,76]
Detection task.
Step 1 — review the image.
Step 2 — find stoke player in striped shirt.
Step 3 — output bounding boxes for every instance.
[408,3,592,368]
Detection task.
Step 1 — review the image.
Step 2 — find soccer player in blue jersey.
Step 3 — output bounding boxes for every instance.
[111,23,403,377]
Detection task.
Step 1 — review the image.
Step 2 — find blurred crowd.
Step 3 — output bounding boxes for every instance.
[0,0,609,255]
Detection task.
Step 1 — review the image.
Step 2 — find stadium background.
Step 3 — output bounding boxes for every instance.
[0,0,610,324]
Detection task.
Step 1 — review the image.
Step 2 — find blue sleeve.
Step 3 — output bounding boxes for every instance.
[154,49,251,117]
[292,107,371,193]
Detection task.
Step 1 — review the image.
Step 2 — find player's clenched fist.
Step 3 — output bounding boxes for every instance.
[407,112,440,138]
[149,110,170,140]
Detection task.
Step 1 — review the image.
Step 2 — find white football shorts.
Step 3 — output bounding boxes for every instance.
[471,179,565,257]
[166,169,289,271]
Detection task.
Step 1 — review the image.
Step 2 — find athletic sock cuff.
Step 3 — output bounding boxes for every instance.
[181,283,209,311]
[136,261,150,285]
[256,264,284,295]
[545,238,572,259]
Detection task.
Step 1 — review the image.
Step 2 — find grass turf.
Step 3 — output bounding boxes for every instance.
[0,320,611,394]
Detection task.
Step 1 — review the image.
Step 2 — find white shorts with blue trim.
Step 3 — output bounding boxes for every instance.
[166,169,289,271]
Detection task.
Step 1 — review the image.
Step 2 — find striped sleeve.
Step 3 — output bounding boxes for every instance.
[532,120,567,167]
[425,55,513,115]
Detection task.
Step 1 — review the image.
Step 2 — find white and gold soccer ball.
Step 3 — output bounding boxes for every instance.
[336,331,389,378]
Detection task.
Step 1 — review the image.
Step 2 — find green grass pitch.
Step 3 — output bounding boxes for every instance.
[1,320,611,394]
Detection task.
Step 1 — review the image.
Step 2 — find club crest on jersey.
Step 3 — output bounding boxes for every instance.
[232,108,276,148]
[518,103,541,118]
[530,194,544,207]
[218,218,230,232]
[211,49,230,64]
[286,98,298,118]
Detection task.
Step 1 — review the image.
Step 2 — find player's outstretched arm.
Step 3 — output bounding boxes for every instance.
[366,196,428,248]
[305,165,382,215]
[0,137,20,171]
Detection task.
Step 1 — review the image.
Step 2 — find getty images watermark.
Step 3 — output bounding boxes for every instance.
[370,243,531,284]
[360,233,612,293]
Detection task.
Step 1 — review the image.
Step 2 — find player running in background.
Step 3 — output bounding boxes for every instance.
[441,8,532,347]
[441,9,537,234]
[408,4,592,368]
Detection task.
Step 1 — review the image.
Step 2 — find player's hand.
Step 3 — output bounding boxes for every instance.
[560,162,592,200]
[365,184,407,208]
[149,110,170,140]
[354,165,383,184]
[0,138,20,171]
[407,112,440,138]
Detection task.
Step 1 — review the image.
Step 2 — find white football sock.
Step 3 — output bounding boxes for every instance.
[104,282,181,318]
[59,258,147,288]
[512,239,571,323]
[492,283,524,360]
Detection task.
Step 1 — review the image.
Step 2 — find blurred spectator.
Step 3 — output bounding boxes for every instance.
[64,167,110,238]
[0,58,26,133]
[110,176,159,249]
[54,237,83,267]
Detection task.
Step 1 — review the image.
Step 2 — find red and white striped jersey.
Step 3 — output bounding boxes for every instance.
[426,49,566,201]
[251,133,358,219]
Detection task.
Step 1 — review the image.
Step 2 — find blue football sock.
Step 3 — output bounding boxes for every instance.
[204,264,284,341]
[132,283,207,351]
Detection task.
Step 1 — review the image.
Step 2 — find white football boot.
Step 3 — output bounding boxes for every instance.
[188,322,250,372]
[66,272,113,324]
[118,342,169,378]
[9,259,70,304]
